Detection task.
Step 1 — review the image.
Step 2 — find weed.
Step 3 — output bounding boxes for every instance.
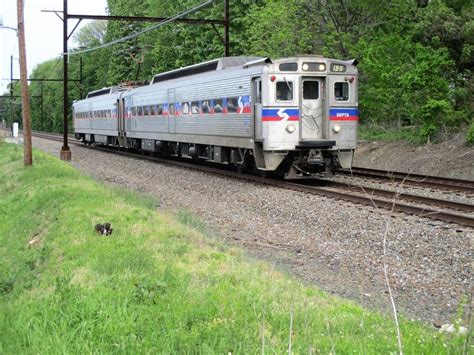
[176,209,207,233]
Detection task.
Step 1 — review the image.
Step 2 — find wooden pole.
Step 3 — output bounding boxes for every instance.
[17,0,32,166]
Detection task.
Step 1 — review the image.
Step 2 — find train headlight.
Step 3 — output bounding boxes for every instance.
[332,124,341,133]
[286,124,296,133]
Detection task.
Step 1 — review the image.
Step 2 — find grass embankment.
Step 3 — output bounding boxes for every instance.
[0,143,467,353]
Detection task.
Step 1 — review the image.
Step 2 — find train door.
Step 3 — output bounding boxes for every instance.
[88,103,93,130]
[168,88,175,134]
[117,97,127,147]
[300,77,324,141]
[252,77,263,141]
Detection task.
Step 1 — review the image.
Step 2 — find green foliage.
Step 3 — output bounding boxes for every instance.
[0,144,468,352]
[358,125,425,144]
[3,0,471,141]
[466,122,474,144]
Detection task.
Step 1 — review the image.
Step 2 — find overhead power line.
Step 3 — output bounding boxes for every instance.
[67,0,216,57]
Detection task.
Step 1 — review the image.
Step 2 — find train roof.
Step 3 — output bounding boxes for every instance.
[150,56,262,85]
[85,86,118,99]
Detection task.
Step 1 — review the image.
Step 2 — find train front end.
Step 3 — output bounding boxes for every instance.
[258,56,358,178]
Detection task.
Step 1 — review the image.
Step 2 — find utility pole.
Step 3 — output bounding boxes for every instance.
[17,0,32,166]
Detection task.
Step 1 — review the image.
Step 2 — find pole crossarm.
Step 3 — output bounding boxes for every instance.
[0,95,41,98]
[68,14,225,25]
[8,78,81,82]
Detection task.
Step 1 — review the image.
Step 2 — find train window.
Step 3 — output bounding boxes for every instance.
[132,107,137,117]
[106,110,111,118]
[334,82,349,101]
[150,105,156,116]
[276,81,293,101]
[169,103,175,115]
[257,80,262,103]
[303,81,319,100]
[191,101,200,114]
[144,106,150,116]
[202,100,211,114]
[330,64,346,72]
[157,104,163,115]
[227,97,239,113]
[302,62,326,71]
[213,99,224,113]
[137,106,143,116]
[279,62,298,71]
[182,102,190,115]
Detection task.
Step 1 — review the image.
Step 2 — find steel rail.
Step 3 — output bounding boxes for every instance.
[311,179,474,214]
[30,132,474,228]
[341,167,474,193]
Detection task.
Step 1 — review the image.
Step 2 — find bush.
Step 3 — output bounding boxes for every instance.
[466,122,474,144]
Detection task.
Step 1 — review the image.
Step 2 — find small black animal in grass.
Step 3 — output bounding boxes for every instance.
[94,223,113,236]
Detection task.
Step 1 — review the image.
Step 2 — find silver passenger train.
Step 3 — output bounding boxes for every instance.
[73,56,358,178]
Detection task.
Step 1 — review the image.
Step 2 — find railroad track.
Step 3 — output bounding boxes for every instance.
[309,179,474,214]
[30,131,474,228]
[340,166,474,194]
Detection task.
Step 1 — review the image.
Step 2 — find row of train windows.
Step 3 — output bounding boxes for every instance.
[131,97,244,117]
[75,109,114,119]
[74,97,246,119]
[275,81,349,101]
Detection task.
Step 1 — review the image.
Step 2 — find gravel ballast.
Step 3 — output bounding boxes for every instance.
[33,137,472,326]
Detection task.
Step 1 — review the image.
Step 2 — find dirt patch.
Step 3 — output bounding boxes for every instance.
[354,133,474,180]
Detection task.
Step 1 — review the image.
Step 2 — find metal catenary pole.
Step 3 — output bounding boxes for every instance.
[55,0,229,161]
[224,0,229,57]
[60,0,71,161]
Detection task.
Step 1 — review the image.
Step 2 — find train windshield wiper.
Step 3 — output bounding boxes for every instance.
[283,76,292,92]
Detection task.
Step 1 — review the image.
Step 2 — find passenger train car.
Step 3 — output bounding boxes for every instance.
[73,56,358,178]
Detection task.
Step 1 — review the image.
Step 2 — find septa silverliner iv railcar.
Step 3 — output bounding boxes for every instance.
[73,56,358,178]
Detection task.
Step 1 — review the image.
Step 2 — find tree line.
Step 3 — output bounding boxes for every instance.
[2,0,473,142]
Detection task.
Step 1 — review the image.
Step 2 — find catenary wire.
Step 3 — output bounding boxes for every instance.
[65,0,215,57]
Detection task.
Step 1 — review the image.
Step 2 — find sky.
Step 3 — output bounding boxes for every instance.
[0,0,108,94]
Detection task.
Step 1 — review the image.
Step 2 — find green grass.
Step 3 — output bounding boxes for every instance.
[358,125,426,144]
[0,144,468,353]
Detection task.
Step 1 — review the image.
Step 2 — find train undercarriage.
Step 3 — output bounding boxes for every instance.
[75,133,347,179]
